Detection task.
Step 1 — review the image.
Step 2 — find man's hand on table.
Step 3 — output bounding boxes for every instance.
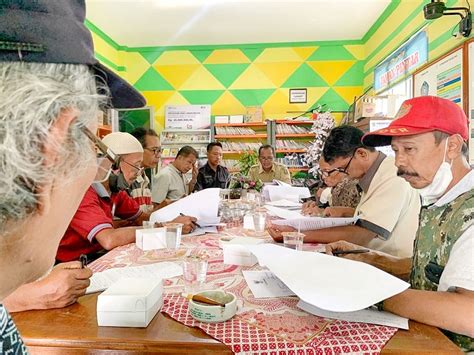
[169,215,197,234]
[268,224,296,242]
[322,207,355,217]
[325,240,376,262]
[4,261,92,312]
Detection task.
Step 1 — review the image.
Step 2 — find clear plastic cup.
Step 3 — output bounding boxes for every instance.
[164,223,183,249]
[252,211,266,235]
[183,255,208,293]
[282,232,305,251]
[142,220,154,229]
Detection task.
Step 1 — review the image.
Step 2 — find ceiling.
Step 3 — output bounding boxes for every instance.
[85,0,392,48]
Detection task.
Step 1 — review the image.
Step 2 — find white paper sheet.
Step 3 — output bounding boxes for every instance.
[243,270,296,298]
[297,300,409,330]
[272,216,358,231]
[246,244,409,312]
[272,179,291,187]
[262,185,311,202]
[86,262,182,294]
[264,205,302,219]
[150,188,220,223]
[265,199,302,208]
[185,226,218,237]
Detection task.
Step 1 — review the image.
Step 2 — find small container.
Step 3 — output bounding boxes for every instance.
[188,290,237,323]
[282,232,305,251]
[183,255,208,293]
[164,223,183,249]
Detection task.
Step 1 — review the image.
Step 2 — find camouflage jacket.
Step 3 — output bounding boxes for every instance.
[410,189,474,351]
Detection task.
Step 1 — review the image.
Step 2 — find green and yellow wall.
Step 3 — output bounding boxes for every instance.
[87,0,471,131]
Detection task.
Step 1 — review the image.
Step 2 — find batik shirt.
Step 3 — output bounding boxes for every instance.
[0,304,28,354]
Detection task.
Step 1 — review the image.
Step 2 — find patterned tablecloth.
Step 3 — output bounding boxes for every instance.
[89,229,398,355]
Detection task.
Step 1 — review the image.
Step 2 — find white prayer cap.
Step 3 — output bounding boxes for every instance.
[101,132,143,155]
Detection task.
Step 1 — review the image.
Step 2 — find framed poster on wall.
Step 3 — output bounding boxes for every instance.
[413,46,464,107]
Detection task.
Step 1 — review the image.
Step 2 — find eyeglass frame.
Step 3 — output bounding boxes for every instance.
[121,159,144,174]
[81,126,120,167]
[145,146,162,156]
[320,149,357,178]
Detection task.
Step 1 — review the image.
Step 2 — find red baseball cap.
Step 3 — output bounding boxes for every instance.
[362,96,468,147]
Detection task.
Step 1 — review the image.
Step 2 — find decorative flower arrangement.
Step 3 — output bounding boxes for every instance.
[304,110,336,177]
[229,173,264,192]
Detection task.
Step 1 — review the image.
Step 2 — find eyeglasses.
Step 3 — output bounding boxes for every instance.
[145,147,162,156]
[81,126,119,166]
[320,151,356,177]
[121,159,144,174]
[259,156,274,161]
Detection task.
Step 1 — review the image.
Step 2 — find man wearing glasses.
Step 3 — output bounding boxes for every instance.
[130,127,162,210]
[56,132,196,263]
[248,145,291,184]
[269,125,420,258]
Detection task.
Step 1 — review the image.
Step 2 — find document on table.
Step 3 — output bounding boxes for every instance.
[265,199,302,208]
[262,185,311,202]
[243,270,296,298]
[246,244,409,312]
[264,205,302,219]
[150,188,219,223]
[86,262,183,294]
[272,216,357,231]
[297,300,409,330]
[186,226,218,237]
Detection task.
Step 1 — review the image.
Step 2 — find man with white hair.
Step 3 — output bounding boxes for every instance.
[56,132,196,263]
[0,1,145,351]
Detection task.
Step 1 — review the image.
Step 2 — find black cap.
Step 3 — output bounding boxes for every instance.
[0,1,145,109]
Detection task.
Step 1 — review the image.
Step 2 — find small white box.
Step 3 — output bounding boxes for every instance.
[136,227,167,251]
[229,115,244,124]
[215,115,229,124]
[222,238,265,266]
[97,278,163,328]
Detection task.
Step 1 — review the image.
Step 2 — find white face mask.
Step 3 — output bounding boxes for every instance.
[418,139,453,206]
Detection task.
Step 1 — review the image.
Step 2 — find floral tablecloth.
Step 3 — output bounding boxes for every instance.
[89,230,398,354]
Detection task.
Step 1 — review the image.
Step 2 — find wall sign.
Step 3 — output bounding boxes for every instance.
[374,30,428,92]
[289,88,307,103]
[165,105,211,129]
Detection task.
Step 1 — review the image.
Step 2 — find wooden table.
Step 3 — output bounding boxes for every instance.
[13,293,461,354]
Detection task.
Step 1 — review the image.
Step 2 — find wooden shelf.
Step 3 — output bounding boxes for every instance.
[223,150,250,154]
[288,167,309,172]
[214,122,267,127]
[215,134,267,139]
[275,133,314,138]
[275,120,314,125]
[162,141,209,145]
[275,149,306,153]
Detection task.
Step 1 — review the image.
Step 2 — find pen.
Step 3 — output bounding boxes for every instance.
[333,249,370,256]
[80,254,88,268]
[180,213,201,228]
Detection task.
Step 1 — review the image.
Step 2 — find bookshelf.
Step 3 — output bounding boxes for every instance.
[160,129,211,166]
[271,120,314,173]
[213,121,270,173]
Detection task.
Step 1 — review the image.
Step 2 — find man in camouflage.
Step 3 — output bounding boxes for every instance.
[326,96,473,351]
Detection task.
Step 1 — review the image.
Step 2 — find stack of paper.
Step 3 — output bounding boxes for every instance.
[86,262,182,294]
[264,205,302,219]
[272,216,357,231]
[246,244,410,312]
[262,185,311,202]
[297,300,409,329]
[150,188,220,223]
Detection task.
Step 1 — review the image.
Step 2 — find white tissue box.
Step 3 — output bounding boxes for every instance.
[215,115,229,124]
[136,227,166,250]
[229,115,244,123]
[97,278,163,328]
[222,238,264,266]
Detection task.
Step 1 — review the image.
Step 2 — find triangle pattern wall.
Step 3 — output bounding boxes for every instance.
[119,44,364,129]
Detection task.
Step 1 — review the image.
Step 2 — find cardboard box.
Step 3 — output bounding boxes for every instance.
[355,97,376,120]
[97,278,163,328]
[135,227,167,251]
[215,115,229,124]
[229,115,244,124]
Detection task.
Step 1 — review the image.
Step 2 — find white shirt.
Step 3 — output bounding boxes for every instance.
[436,170,474,292]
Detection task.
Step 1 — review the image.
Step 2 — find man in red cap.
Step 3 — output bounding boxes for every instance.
[326,96,473,350]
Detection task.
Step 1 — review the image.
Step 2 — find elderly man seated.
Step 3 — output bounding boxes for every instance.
[326,96,474,351]
[248,145,291,184]
[56,132,196,263]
